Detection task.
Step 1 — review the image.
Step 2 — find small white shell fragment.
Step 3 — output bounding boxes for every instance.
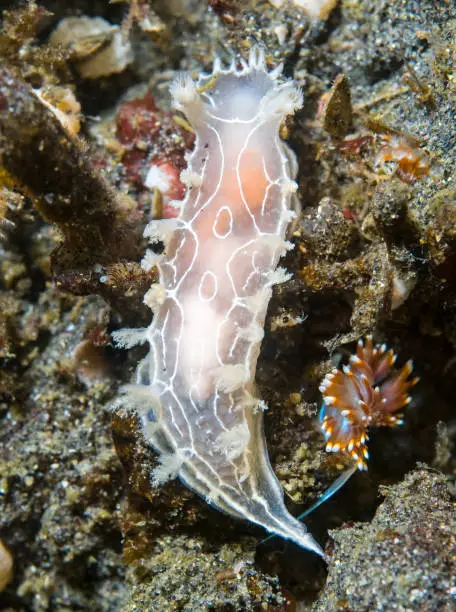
[269,0,337,20]
[32,86,81,136]
[144,163,173,192]
[391,271,417,310]
[49,16,133,79]
[275,24,288,45]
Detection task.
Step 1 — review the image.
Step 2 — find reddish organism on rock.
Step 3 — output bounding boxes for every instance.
[319,336,419,470]
[116,92,161,186]
[335,126,430,185]
[144,160,185,218]
[336,135,373,155]
[375,133,430,184]
[208,0,240,23]
[115,91,194,217]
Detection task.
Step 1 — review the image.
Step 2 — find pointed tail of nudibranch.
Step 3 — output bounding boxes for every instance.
[179,466,325,558]
[175,412,326,558]
[256,510,325,558]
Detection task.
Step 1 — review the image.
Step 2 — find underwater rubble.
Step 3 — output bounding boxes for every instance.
[314,469,456,611]
[0,0,455,610]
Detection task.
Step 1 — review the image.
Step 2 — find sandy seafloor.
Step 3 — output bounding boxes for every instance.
[0,0,455,610]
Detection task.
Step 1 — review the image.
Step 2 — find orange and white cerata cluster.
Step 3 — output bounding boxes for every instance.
[319,335,419,470]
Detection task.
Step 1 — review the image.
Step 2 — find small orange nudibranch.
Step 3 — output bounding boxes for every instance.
[319,336,419,470]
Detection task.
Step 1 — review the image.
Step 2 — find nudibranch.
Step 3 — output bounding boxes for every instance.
[319,336,419,470]
[113,48,324,557]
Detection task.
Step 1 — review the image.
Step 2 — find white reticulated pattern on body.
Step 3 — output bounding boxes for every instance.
[114,47,323,557]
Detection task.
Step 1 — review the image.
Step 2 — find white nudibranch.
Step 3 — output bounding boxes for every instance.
[114,47,323,557]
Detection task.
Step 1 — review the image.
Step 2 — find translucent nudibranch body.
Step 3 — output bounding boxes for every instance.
[114,48,323,557]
